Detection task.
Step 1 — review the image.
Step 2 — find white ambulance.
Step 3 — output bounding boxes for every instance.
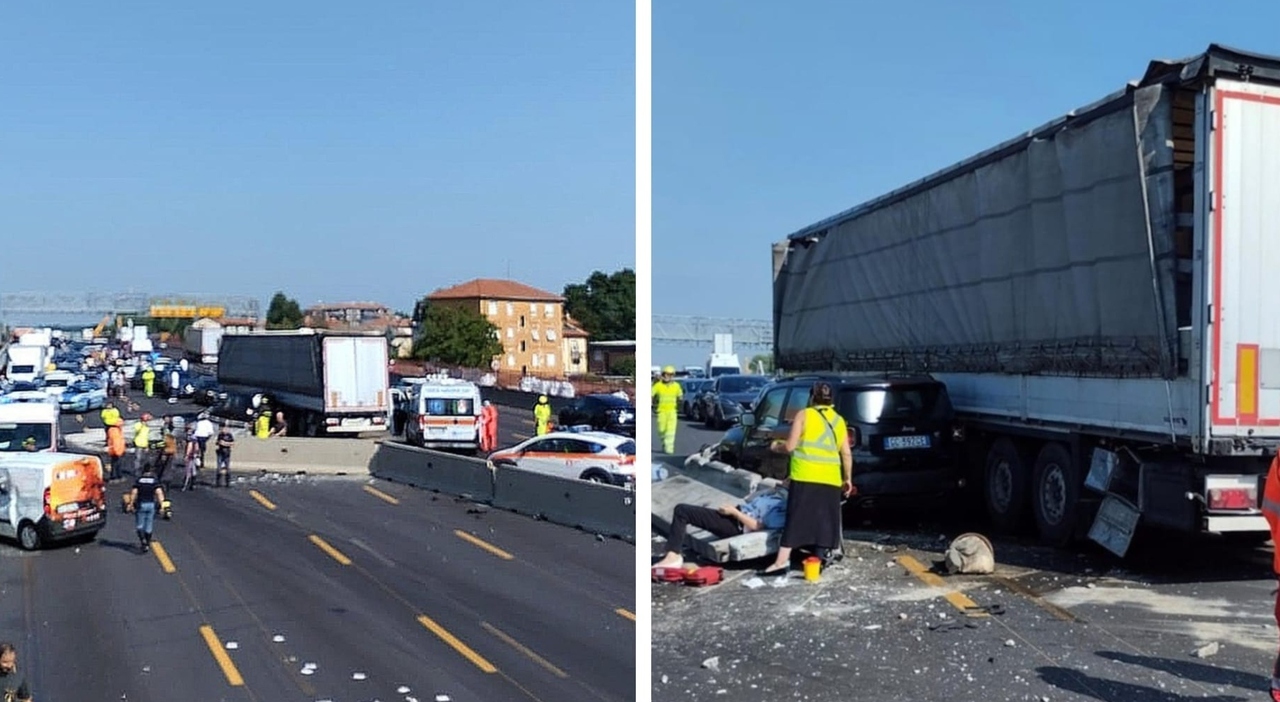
[403,375,483,452]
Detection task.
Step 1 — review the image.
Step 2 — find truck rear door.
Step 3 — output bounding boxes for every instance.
[1208,79,1280,439]
[322,337,388,414]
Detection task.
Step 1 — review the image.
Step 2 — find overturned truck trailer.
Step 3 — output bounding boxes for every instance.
[773,45,1280,555]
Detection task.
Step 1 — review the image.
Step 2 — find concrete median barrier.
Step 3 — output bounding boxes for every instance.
[491,465,634,542]
[369,441,495,501]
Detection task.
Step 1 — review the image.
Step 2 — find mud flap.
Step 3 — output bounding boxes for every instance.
[1088,495,1140,558]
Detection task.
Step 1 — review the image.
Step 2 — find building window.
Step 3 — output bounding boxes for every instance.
[530,303,539,315]
[507,354,515,368]
[506,302,513,316]
[546,329,557,341]
[531,329,540,341]
[488,301,498,316]
[506,328,514,339]
[547,353,556,367]
[546,305,554,318]
[519,340,526,353]
[519,315,526,328]
[532,354,541,368]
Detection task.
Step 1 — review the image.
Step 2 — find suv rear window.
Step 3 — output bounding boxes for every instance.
[836,385,952,424]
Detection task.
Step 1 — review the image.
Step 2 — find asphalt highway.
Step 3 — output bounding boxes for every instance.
[0,476,635,701]
[652,415,1280,701]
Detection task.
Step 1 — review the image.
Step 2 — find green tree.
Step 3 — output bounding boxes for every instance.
[265,292,304,330]
[563,269,635,342]
[412,302,503,368]
[750,354,775,374]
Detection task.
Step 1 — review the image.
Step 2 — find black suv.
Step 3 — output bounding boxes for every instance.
[558,394,636,437]
[733,374,964,503]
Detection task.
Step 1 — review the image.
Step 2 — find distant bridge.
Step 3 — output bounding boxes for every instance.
[0,292,260,323]
[651,315,772,349]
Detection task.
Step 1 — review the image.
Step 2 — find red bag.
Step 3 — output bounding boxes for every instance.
[683,566,724,586]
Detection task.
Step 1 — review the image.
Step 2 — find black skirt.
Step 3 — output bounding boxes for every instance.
[780,480,843,550]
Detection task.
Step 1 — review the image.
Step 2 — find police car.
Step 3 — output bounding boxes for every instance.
[487,430,636,487]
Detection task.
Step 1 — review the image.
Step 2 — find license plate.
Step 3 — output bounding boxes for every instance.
[342,418,371,427]
[885,435,931,450]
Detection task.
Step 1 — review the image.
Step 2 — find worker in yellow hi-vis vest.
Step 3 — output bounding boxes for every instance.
[652,366,684,454]
[533,395,553,436]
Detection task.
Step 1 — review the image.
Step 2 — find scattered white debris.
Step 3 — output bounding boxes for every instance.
[742,577,765,589]
[898,613,908,620]
[661,675,669,684]
[142,665,151,673]
[1004,639,1016,648]
[1192,641,1221,658]
[352,672,367,681]
[701,656,721,673]
[300,667,314,676]
[863,625,882,631]
[272,634,286,643]
[716,690,727,695]
[435,696,451,702]
[770,577,790,588]
[398,686,411,694]
[225,642,239,650]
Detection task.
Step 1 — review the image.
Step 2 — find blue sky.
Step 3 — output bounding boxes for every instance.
[0,2,634,321]
[652,0,1280,366]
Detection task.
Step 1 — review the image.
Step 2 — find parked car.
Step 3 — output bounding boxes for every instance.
[557,394,636,437]
[1,381,54,405]
[488,431,637,486]
[732,373,964,503]
[699,374,771,429]
[59,381,108,413]
[678,379,712,419]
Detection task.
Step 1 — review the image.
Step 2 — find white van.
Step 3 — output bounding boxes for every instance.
[404,377,483,451]
[0,403,61,453]
[0,452,107,550]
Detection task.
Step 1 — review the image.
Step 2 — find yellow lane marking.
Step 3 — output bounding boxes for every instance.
[989,574,1078,622]
[248,490,277,511]
[363,485,400,505]
[896,555,988,617]
[417,614,498,673]
[198,624,245,686]
[455,530,514,560]
[308,535,352,566]
[151,540,177,573]
[481,622,568,678]
[615,608,636,622]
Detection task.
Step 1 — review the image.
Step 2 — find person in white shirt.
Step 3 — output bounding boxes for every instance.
[191,414,216,467]
[168,369,181,404]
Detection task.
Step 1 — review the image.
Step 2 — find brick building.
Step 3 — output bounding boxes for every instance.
[427,278,566,376]
[563,316,590,376]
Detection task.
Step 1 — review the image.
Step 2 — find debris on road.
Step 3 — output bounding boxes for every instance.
[1191,641,1221,658]
[701,656,720,672]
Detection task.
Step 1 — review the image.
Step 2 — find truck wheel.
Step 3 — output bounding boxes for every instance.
[984,439,1030,532]
[17,521,41,551]
[1031,442,1080,547]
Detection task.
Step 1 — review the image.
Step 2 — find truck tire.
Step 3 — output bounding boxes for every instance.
[984,438,1030,532]
[1031,442,1080,547]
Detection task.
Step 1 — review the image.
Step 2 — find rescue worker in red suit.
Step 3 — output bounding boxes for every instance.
[481,401,499,453]
[1261,452,1280,701]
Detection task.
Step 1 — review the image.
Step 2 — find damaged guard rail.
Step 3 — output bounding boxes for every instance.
[369,441,635,542]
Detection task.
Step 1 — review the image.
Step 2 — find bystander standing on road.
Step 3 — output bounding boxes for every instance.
[191,413,215,466]
[0,642,31,702]
[269,411,287,438]
[181,438,199,492]
[214,421,234,487]
[128,466,165,552]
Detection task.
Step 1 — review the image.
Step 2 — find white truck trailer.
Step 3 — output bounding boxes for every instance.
[217,330,390,436]
[184,326,223,364]
[772,45,1280,556]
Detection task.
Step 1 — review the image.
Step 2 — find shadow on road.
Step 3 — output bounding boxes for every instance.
[96,538,144,555]
[1037,665,1249,702]
[1096,650,1270,691]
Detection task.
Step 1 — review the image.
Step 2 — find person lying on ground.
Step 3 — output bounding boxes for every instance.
[651,481,789,570]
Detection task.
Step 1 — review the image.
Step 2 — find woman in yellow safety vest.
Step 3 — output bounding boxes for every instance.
[758,381,854,577]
